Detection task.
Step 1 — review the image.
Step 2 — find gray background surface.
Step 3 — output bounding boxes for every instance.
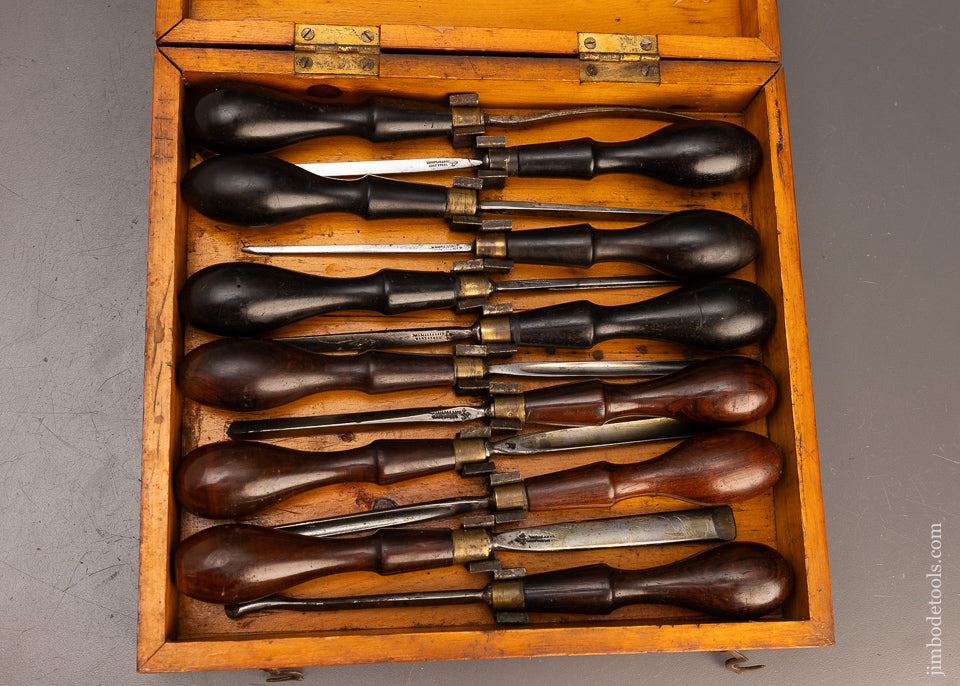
[1,1,957,683]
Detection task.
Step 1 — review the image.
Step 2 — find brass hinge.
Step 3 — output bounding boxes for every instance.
[578,33,659,83]
[294,24,380,76]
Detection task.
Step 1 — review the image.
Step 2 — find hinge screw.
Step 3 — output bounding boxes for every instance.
[585,64,598,76]
[640,38,653,51]
[641,64,651,77]
[300,27,315,41]
[583,36,597,49]
[297,56,314,70]
[360,58,376,71]
[361,30,375,43]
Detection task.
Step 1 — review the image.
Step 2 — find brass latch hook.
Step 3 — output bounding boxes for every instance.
[724,650,766,673]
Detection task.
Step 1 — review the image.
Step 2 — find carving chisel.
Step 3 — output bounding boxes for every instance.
[179,336,695,411]
[178,417,706,518]
[239,208,760,279]
[181,273,773,349]
[174,505,738,604]
[215,355,774,432]
[225,541,794,621]
[185,85,761,189]
[177,429,781,522]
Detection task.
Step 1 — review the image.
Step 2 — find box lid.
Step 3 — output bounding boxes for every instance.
[156,0,781,64]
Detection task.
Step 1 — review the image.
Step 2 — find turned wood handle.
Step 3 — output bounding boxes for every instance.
[185,84,455,153]
[520,541,793,618]
[501,210,759,278]
[177,338,456,411]
[523,430,782,510]
[510,121,762,188]
[507,278,775,351]
[174,524,458,604]
[179,262,461,336]
[174,439,460,519]
[181,154,452,228]
[521,356,777,426]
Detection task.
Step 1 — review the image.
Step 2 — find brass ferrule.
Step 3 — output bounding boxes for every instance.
[491,394,525,421]
[491,482,529,512]
[490,579,525,611]
[451,105,483,130]
[453,438,489,467]
[454,356,487,382]
[478,315,512,343]
[446,187,478,217]
[474,233,508,259]
[456,274,494,300]
[451,528,493,564]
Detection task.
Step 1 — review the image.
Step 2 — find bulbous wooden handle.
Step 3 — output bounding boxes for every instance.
[523,430,782,510]
[520,541,793,618]
[174,524,458,604]
[521,356,777,426]
[177,338,456,411]
[174,439,460,519]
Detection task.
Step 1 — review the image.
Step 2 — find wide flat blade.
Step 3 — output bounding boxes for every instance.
[275,326,477,353]
[227,589,485,618]
[275,496,490,537]
[492,506,736,553]
[488,359,693,378]
[228,405,488,439]
[490,417,704,456]
[478,199,672,219]
[493,275,681,293]
[298,158,481,177]
[242,242,473,256]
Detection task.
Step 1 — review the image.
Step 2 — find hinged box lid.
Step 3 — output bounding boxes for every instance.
[156,0,781,70]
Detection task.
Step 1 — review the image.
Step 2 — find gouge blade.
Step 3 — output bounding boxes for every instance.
[490,417,704,456]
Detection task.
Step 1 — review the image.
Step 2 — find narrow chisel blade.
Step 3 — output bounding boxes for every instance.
[241,242,474,255]
[488,359,693,378]
[228,405,489,439]
[298,158,482,177]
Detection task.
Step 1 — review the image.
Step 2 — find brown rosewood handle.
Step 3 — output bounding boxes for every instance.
[174,524,458,604]
[523,430,782,511]
[521,356,776,426]
[520,541,793,618]
[178,338,457,411]
[175,439,460,519]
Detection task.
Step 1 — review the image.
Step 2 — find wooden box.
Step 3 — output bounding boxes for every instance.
[139,0,833,673]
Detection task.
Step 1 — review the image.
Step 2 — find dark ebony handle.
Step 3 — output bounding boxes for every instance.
[178,338,457,412]
[506,278,775,351]
[501,210,759,278]
[174,524,458,604]
[174,438,459,519]
[520,541,793,618]
[510,121,762,188]
[521,356,776,426]
[185,84,454,153]
[523,430,782,511]
[181,154,451,228]
[179,262,461,336]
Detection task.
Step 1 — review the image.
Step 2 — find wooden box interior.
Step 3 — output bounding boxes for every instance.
[140,0,832,672]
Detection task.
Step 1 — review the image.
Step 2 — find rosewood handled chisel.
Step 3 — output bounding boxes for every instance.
[185,84,761,189]
[181,277,775,351]
[179,336,695,412]
[175,429,782,522]
[239,209,760,279]
[176,416,707,518]
[174,505,737,604]
[216,355,775,432]
[224,541,794,621]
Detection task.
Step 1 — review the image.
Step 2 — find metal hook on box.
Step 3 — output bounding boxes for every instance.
[724,650,766,673]
[263,667,305,682]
